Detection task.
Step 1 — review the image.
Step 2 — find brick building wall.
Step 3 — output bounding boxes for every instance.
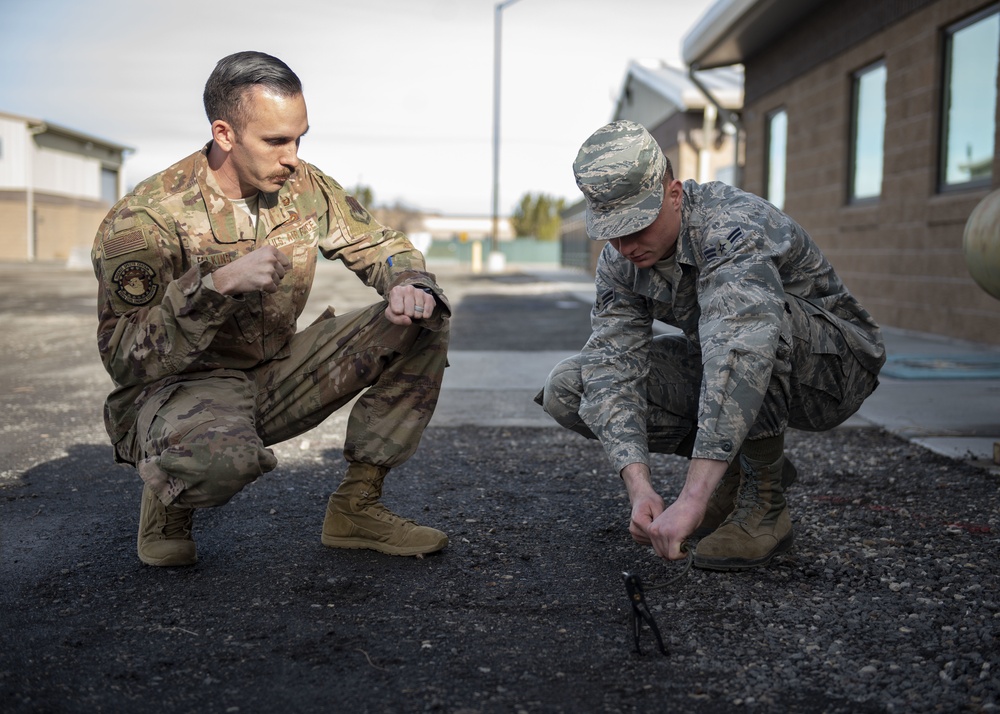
[0,194,28,261]
[741,0,1000,344]
[0,190,109,262]
[35,194,109,262]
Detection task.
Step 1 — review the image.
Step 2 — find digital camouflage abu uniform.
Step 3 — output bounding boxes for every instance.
[543,177,885,473]
[540,120,886,570]
[92,145,449,510]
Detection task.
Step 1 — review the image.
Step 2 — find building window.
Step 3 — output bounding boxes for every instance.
[849,61,886,202]
[101,168,119,205]
[765,109,787,210]
[940,5,999,190]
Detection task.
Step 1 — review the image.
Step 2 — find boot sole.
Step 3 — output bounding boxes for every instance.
[137,551,198,567]
[321,534,447,556]
[692,533,794,571]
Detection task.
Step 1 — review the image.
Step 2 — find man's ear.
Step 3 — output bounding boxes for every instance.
[211,120,236,153]
[667,178,683,210]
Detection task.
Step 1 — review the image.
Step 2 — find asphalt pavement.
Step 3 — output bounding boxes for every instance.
[1,258,999,713]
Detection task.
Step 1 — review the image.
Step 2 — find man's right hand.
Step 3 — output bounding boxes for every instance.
[212,245,291,296]
[620,463,665,546]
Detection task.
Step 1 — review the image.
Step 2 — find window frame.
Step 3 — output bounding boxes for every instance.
[938,3,1000,193]
[764,107,788,210]
[848,59,887,204]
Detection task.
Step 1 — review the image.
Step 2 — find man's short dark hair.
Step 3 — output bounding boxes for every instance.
[203,51,302,132]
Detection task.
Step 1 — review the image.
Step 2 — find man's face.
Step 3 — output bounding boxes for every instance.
[228,86,309,196]
[608,179,683,269]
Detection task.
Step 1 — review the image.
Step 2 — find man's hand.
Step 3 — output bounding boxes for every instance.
[385,284,436,326]
[646,493,706,560]
[620,463,665,546]
[212,245,291,296]
[622,457,729,561]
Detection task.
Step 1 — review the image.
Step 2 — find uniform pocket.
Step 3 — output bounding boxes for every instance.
[233,298,263,343]
[137,383,217,457]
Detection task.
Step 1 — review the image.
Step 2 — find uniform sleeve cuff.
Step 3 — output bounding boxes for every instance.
[609,442,650,475]
[692,434,739,463]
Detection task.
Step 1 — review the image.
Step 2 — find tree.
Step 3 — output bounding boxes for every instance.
[510,192,566,240]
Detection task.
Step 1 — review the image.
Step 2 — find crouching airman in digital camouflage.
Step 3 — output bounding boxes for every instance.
[92,51,450,566]
[538,121,886,570]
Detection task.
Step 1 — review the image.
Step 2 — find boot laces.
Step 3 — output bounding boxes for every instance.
[728,466,762,524]
[162,505,192,540]
[357,482,417,527]
[364,501,417,527]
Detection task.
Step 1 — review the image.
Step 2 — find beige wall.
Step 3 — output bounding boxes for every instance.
[0,191,108,262]
[36,194,109,262]
[742,0,1000,344]
[0,194,28,261]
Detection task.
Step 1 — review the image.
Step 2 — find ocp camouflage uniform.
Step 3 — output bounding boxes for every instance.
[542,179,885,474]
[92,145,449,509]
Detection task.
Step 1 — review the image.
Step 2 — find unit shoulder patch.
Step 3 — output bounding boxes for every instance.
[112,261,159,306]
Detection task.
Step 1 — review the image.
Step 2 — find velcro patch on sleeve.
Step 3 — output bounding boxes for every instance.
[703,226,745,263]
[597,288,615,311]
[111,260,159,306]
[345,196,372,225]
[103,226,150,260]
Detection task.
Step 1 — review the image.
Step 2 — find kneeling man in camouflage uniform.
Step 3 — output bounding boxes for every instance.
[92,51,449,566]
[540,121,885,570]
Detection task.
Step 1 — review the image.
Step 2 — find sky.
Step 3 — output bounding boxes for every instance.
[0,0,716,216]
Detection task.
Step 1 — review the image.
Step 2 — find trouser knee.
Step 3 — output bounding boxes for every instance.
[540,356,597,439]
[140,435,278,508]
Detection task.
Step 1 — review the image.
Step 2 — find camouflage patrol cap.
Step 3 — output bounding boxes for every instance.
[573,120,666,240]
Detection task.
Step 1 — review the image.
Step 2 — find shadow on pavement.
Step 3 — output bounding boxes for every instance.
[2,427,999,712]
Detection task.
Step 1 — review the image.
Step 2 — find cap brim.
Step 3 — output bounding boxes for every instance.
[585,181,664,241]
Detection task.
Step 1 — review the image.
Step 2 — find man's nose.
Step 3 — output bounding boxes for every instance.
[281,146,300,170]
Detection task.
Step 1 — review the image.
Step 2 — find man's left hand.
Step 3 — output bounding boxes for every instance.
[646,457,729,560]
[385,284,436,325]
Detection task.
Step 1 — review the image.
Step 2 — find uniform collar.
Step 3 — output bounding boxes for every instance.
[675,180,702,266]
[195,143,295,244]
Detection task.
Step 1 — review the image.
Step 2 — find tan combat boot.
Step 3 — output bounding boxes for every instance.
[692,457,742,539]
[137,485,197,566]
[693,453,798,539]
[693,454,796,570]
[321,464,448,556]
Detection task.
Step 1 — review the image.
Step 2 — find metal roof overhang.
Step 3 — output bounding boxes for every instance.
[682,0,829,69]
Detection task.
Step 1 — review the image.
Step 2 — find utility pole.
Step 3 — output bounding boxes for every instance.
[490,0,524,273]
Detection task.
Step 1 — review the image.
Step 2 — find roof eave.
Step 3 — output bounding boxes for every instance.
[682,0,828,70]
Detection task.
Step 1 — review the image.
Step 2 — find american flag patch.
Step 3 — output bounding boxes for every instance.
[103,228,149,259]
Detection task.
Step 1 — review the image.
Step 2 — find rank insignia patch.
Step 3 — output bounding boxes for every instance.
[112,261,158,306]
[703,227,744,262]
[345,196,372,225]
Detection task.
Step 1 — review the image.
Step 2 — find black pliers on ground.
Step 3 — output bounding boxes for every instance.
[623,571,668,655]
[622,547,692,656]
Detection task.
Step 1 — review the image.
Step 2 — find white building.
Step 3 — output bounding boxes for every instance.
[0,111,131,263]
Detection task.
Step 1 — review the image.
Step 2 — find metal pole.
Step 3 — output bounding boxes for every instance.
[491,0,523,257]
